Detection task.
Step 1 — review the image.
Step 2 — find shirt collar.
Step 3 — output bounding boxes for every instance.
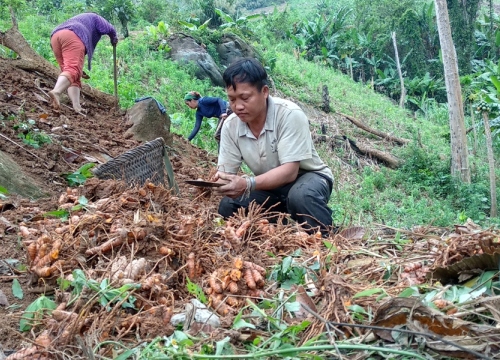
[237,96,275,137]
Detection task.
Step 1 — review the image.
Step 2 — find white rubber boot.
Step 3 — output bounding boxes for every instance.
[67,86,82,113]
[48,75,70,110]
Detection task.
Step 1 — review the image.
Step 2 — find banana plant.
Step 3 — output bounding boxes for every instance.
[214,8,261,37]
[178,18,211,32]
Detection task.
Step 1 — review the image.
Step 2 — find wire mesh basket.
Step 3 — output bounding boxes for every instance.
[92,138,166,186]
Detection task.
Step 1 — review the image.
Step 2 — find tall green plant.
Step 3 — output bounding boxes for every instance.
[214,8,260,37]
[446,0,481,75]
[94,0,134,37]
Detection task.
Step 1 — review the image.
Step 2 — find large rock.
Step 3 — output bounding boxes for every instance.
[216,34,258,67]
[124,98,173,145]
[0,150,48,199]
[167,33,224,87]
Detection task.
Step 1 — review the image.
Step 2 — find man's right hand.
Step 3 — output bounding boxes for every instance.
[212,172,246,198]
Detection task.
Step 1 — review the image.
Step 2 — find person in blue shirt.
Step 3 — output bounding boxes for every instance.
[184,91,231,142]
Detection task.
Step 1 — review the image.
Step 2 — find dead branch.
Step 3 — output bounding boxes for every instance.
[338,111,410,145]
[314,134,400,168]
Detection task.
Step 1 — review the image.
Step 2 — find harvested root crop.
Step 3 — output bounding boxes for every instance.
[206,257,267,315]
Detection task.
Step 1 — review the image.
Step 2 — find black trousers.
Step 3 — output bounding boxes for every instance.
[218,172,333,234]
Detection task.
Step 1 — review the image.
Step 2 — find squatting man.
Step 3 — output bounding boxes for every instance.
[212,57,334,235]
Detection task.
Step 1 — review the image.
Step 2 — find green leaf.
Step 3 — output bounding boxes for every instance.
[353,288,385,299]
[233,310,256,330]
[178,20,197,30]
[398,286,419,297]
[199,19,211,31]
[490,75,500,92]
[114,348,138,360]
[173,330,189,342]
[78,163,96,178]
[186,277,208,304]
[20,295,56,331]
[215,8,233,23]
[281,256,292,274]
[57,277,72,291]
[71,204,83,212]
[322,240,338,252]
[66,173,87,186]
[0,185,9,194]
[348,304,368,315]
[245,14,261,21]
[78,195,89,206]
[309,260,320,271]
[43,209,69,221]
[495,31,500,48]
[71,269,88,295]
[12,279,23,299]
[284,301,301,312]
[215,336,231,355]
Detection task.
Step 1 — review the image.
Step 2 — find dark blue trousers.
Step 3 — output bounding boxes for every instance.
[218,172,333,234]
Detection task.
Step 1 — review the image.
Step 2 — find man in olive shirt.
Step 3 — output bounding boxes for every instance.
[214,58,334,234]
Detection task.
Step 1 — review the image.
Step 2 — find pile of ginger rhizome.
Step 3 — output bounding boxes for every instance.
[10,176,332,358]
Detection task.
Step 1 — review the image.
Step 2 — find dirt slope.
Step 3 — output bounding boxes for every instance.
[0,59,219,353]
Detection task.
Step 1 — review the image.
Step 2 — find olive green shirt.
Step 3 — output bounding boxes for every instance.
[218,96,333,182]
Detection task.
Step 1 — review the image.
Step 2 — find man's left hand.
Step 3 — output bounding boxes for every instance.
[212,172,246,198]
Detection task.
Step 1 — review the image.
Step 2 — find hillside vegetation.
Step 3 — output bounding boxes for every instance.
[2,0,495,228]
[1,1,500,360]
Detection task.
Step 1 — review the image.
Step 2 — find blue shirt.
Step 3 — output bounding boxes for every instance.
[188,97,228,141]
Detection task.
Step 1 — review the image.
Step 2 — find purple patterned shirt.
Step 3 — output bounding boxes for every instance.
[52,13,118,70]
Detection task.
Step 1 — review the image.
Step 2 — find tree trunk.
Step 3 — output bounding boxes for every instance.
[391,32,405,108]
[481,112,497,218]
[321,85,330,113]
[470,105,477,156]
[338,111,410,145]
[434,0,471,183]
[0,23,117,107]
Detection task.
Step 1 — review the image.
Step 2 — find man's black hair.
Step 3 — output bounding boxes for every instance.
[223,57,268,91]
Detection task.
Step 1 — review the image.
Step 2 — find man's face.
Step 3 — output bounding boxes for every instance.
[226,82,269,124]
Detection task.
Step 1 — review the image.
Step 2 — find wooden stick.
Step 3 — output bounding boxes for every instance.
[113,44,118,110]
[338,111,410,145]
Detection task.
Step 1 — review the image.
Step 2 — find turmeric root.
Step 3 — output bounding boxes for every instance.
[230,269,241,282]
[233,257,243,269]
[52,309,78,322]
[226,296,240,307]
[85,233,133,256]
[27,242,37,263]
[243,261,266,276]
[251,269,265,288]
[244,268,256,290]
[228,281,239,294]
[33,249,59,268]
[187,252,196,279]
[224,225,239,245]
[235,220,252,238]
[210,295,233,316]
[208,271,223,293]
[159,246,174,256]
